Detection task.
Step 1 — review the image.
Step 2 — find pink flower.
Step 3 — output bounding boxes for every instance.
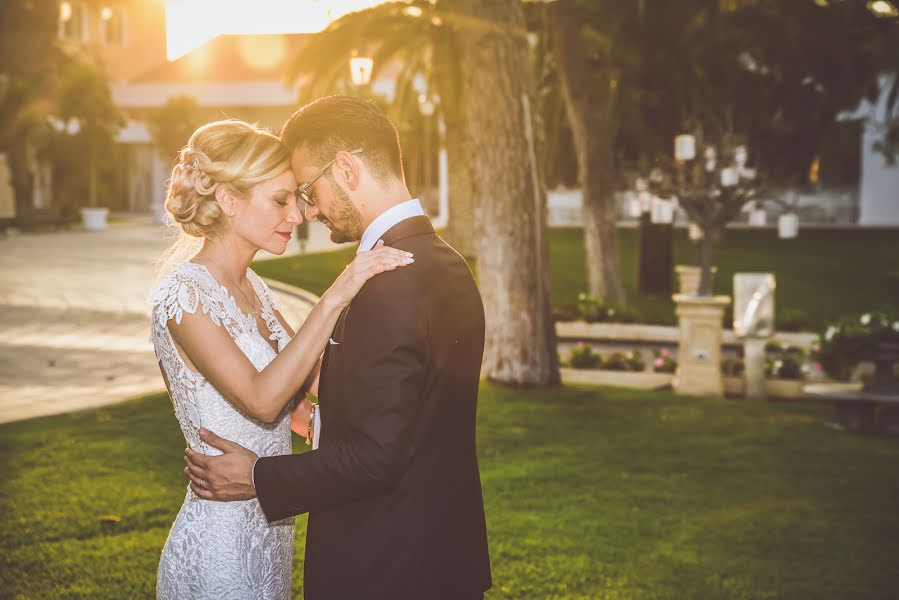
[661,348,670,357]
[654,358,664,368]
[576,341,586,349]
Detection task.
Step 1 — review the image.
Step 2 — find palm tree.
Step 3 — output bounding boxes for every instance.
[284,1,476,257]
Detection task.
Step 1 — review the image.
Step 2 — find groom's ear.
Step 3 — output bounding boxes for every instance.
[333,150,360,191]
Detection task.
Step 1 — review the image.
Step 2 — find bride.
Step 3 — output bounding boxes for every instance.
[148,120,413,599]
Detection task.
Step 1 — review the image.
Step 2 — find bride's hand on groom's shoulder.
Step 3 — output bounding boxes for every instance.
[326,240,414,307]
[184,428,258,502]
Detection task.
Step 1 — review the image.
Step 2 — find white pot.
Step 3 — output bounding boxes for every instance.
[748,209,767,227]
[778,213,799,239]
[80,207,109,231]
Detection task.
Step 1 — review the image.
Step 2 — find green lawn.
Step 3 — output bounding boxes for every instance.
[2,386,898,598]
[253,227,899,329]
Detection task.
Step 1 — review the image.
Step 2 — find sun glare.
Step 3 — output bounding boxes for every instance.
[165,0,388,60]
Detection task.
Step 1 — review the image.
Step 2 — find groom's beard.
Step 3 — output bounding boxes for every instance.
[324,183,364,244]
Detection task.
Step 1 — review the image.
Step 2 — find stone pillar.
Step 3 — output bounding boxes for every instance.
[672,294,731,396]
[743,338,767,400]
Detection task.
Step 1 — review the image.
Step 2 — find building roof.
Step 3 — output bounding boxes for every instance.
[132,33,310,84]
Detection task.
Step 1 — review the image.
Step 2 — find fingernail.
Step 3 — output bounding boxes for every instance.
[406,258,414,264]
[199,428,208,436]
[406,252,414,257]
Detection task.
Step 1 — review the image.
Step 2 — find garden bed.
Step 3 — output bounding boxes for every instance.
[560,367,673,390]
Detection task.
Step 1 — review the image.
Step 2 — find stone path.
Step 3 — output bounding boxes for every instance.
[0,217,342,424]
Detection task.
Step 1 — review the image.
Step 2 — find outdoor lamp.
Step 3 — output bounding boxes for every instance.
[675,134,696,161]
[720,167,739,187]
[349,56,373,86]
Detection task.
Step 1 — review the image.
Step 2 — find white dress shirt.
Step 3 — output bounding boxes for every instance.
[357,198,425,253]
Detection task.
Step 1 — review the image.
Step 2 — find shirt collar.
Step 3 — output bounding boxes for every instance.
[357,199,425,253]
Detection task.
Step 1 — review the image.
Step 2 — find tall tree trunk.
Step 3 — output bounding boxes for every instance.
[548,0,626,302]
[442,106,477,258]
[453,0,559,386]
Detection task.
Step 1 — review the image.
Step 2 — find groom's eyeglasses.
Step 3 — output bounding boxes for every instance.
[295,147,364,208]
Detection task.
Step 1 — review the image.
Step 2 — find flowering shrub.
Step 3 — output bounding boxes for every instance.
[603,350,645,372]
[567,342,603,369]
[553,294,642,324]
[652,348,677,373]
[816,307,899,381]
[765,344,808,381]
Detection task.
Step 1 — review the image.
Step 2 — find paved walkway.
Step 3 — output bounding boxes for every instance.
[0,217,344,424]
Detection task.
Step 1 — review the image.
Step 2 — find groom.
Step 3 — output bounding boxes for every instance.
[184,96,492,599]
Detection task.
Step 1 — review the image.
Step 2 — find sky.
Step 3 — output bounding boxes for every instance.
[165,0,388,60]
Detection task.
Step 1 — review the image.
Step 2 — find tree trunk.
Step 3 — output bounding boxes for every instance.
[442,106,477,258]
[453,0,559,386]
[548,0,626,303]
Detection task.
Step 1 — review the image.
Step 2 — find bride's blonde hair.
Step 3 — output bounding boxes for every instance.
[157,120,291,275]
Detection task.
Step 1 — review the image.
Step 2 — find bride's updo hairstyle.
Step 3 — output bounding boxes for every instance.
[157,120,291,277]
[165,120,291,239]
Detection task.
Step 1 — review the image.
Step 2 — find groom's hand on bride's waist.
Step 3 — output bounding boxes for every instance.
[184,428,258,502]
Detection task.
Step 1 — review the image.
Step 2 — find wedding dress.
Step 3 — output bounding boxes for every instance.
[149,262,294,600]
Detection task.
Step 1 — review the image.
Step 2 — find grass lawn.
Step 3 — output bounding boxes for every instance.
[2,385,898,598]
[253,227,899,329]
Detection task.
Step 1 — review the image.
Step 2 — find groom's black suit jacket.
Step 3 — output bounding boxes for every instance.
[254,216,491,600]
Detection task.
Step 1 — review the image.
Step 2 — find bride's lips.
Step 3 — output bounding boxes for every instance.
[276,231,292,241]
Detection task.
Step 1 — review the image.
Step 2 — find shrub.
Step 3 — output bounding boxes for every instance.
[652,348,677,373]
[575,293,642,324]
[816,307,899,381]
[568,343,602,369]
[721,356,745,377]
[602,352,628,371]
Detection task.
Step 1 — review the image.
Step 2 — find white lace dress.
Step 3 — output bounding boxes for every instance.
[149,262,295,600]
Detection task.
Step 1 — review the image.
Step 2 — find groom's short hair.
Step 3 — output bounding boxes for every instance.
[281,95,404,182]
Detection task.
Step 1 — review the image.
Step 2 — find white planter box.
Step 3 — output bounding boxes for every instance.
[560,367,673,390]
[554,320,818,350]
[80,207,109,231]
[765,378,805,398]
[778,213,799,238]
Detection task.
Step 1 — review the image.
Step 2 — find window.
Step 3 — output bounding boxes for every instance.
[100,6,127,46]
[58,2,88,42]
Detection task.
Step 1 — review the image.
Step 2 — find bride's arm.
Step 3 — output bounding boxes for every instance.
[168,243,412,423]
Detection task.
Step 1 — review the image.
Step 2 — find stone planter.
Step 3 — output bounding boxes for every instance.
[765,378,805,398]
[722,376,746,397]
[560,367,673,390]
[80,207,109,231]
[675,265,717,296]
[777,213,799,239]
[672,294,731,397]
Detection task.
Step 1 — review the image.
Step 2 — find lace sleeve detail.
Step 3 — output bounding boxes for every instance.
[148,265,229,330]
[247,270,291,352]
